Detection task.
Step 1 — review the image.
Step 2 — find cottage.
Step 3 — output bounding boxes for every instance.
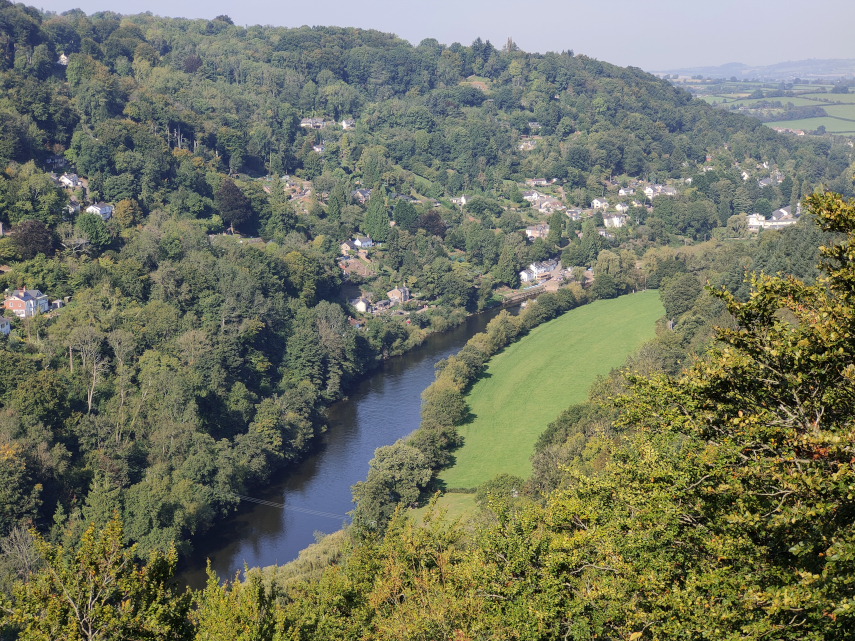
[530,259,557,277]
[340,240,357,254]
[300,118,326,129]
[526,178,549,187]
[86,202,113,221]
[660,186,677,196]
[341,119,356,129]
[0,317,10,335]
[518,140,537,151]
[758,177,773,189]
[528,121,542,129]
[451,194,469,207]
[603,213,627,229]
[353,236,373,249]
[536,198,565,214]
[525,223,549,239]
[591,198,609,209]
[618,187,635,196]
[46,154,66,168]
[349,297,371,313]
[521,190,540,202]
[312,144,325,153]
[746,210,797,232]
[565,208,583,221]
[519,268,536,283]
[387,285,410,303]
[60,173,80,188]
[4,288,49,318]
[351,188,372,204]
[57,54,69,66]
[615,202,629,213]
[741,171,750,181]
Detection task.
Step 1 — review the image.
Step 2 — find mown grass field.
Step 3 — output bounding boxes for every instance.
[438,291,664,489]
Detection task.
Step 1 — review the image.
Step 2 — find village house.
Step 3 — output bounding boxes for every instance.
[349,297,372,313]
[525,223,549,239]
[528,122,542,129]
[340,240,357,254]
[758,177,773,189]
[631,200,644,208]
[451,194,469,207]
[300,118,326,129]
[353,236,373,249]
[67,199,81,216]
[312,144,325,153]
[520,259,557,283]
[86,202,113,221]
[603,213,627,229]
[387,285,410,303]
[350,188,372,204]
[618,187,635,196]
[4,288,49,318]
[591,198,609,209]
[643,184,676,198]
[526,178,549,187]
[535,197,565,214]
[46,154,66,168]
[57,53,69,66]
[615,202,629,213]
[746,206,798,232]
[0,317,10,336]
[521,190,540,202]
[566,208,583,221]
[518,140,537,151]
[341,119,356,129]
[741,171,751,181]
[60,172,80,188]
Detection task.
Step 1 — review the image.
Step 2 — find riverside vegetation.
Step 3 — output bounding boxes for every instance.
[0,3,854,638]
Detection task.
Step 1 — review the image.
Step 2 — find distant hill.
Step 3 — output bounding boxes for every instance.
[653,58,855,81]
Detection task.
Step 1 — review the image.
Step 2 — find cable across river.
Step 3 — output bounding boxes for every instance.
[232,494,350,521]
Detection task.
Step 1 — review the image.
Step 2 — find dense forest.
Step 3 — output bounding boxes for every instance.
[1,3,855,638]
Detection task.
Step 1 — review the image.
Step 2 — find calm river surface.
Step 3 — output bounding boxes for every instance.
[180,308,512,589]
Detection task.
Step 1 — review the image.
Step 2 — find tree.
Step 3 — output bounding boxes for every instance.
[351,441,433,529]
[590,272,617,299]
[11,220,53,259]
[363,194,389,242]
[113,199,142,228]
[546,211,564,244]
[393,199,418,231]
[215,179,252,233]
[660,272,701,320]
[5,516,192,640]
[326,183,347,222]
[417,210,447,238]
[75,213,110,252]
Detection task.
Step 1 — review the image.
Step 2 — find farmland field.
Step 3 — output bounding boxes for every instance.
[438,290,664,489]
[764,117,855,134]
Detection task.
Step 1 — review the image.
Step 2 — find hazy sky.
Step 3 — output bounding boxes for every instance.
[35,0,854,71]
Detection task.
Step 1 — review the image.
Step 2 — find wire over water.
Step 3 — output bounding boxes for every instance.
[233,494,349,521]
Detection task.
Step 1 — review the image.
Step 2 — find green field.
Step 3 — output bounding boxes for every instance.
[764,117,855,134]
[438,291,664,489]
[824,104,855,120]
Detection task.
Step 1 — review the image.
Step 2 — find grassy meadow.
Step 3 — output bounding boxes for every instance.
[438,290,664,489]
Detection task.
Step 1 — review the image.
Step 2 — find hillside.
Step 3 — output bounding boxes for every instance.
[0,5,854,638]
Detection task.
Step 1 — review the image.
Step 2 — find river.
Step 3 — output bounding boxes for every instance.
[179,308,512,589]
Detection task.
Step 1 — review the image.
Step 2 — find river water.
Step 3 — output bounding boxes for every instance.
[180,309,510,589]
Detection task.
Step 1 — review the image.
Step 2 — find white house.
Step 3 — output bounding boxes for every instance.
[86,202,113,221]
[0,317,10,335]
[353,236,373,249]
[300,118,326,129]
[4,288,49,318]
[525,223,549,239]
[350,297,371,313]
[618,187,634,196]
[591,198,609,209]
[746,210,797,232]
[342,119,356,129]
[566,208,583,221]
[615,202,629,213]
[521,190,540,202]
[57,53,69,66]
[526,178,549,187]
[451,194,469,207]
[741,171,750,181]
[60,173,80,188]
[603,213,627,229]
[519,268,536,283]
[312,144,325,153]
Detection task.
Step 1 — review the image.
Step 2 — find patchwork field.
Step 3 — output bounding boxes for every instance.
[764,117,855,134]
[438,290,664,489]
